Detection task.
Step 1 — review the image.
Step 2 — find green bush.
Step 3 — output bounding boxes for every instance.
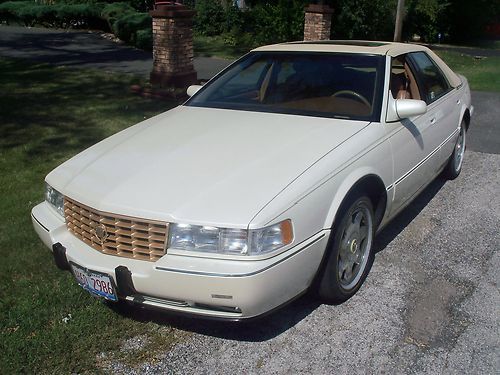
[0,1,28,24]
[112,11,151,44]
[32,5,58,27]
[194,0,225,36]
[250,0,305,44]
[135,27,152,50]
[0,1,103,28]
[55,3,103,28]
[100,2,134,29]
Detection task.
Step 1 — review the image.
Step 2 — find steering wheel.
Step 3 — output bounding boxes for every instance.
[331,90,371,109]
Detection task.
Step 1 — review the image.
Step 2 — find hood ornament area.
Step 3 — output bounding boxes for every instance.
[94,224,109,245]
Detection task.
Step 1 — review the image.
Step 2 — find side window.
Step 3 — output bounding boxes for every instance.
[410,52,451,104]
[390,54,421,100]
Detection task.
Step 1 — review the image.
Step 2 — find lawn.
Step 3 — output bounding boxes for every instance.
[0,58,182,373]
[435,50,500,92]
[194,34,254,59]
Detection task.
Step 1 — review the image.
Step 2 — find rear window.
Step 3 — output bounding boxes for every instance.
[186,52,386,121]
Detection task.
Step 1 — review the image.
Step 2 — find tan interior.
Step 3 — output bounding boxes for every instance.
[278,96,372,116]
[390,56,421,100]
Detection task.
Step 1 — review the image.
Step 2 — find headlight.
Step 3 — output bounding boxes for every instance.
[168,219,293,256]
[45,183,64,217]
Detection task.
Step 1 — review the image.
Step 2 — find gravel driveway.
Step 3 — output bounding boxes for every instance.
[104,149,499,374]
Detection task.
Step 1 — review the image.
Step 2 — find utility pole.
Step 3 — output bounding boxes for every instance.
[393,0,405,42]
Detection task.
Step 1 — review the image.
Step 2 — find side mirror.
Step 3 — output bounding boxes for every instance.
[186,85,203,97]
[386,93,427,122]
[395,99,427,119]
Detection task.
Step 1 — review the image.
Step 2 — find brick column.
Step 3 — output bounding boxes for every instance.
[304,4,334,41]
[150,4,197,87]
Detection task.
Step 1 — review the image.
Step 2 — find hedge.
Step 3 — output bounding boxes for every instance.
[0,1,104,28]
[0,1,152,50]
[112,11,150,45]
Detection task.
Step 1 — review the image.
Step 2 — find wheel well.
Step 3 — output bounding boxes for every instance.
[463,109,471,130]
[338,175,387,229]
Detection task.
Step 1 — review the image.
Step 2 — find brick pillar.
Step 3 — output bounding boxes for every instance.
[304,4,334,41]
[150,4,197,87]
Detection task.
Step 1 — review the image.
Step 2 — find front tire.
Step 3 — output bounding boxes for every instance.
[318,196,375,304]
[443,120,466,180]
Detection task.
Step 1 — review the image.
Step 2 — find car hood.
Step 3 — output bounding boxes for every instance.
[47,106,369,227]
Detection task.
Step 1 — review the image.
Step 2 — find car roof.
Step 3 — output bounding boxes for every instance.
[253,40,430,57]
[252,40,462,88]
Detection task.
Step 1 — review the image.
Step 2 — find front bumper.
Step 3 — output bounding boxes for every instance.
[31,201,329,319]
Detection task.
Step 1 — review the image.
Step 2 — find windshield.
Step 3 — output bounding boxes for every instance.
[186,52,385,121]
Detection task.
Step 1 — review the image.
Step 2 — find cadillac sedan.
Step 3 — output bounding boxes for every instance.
[32,41,473,320]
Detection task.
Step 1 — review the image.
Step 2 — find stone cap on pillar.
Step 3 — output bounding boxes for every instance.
[305,3,334,14]
[149,3,196,18]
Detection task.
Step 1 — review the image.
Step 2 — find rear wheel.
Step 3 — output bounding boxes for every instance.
[443,120,466,180]
[318,196,375,304]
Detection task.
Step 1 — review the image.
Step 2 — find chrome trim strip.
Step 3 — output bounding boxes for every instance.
[155,233,326,278]
[32,213,49,232]
[394,128,458,187]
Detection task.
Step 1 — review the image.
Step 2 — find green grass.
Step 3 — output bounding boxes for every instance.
[436,50,500,91]
[0,58,181,373]
[194,34,254,59]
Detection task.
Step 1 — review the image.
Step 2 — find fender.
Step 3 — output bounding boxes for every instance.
[323,167,390,230]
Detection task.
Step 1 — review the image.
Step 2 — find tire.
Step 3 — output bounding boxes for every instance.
[443,120,466,180]
[318,196,375,304]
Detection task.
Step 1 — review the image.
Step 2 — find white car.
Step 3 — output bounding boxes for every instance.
[32,41,473,320]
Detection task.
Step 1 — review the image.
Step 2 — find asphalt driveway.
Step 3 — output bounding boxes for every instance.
[0,25,230,80]
[1,25,499,374]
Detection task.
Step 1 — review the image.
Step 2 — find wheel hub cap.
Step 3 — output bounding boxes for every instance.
[350,238,358,254]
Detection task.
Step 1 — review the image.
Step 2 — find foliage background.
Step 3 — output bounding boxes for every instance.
[0,0,498,53]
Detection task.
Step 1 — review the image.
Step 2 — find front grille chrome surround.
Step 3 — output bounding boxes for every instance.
[64,197,169,262]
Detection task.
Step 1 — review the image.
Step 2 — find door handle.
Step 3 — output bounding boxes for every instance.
[456,99,461,105]
[430,118,436,124]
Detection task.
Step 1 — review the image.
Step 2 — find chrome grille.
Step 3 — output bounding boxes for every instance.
[64,197,169,261]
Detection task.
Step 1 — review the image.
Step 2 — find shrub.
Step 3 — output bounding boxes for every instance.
[127,0,154,13]
[0,1,28,24]
[100,2,134,30]
[135,27,152,50]
[12,2,38,26]
[0,1,103,28]
[194,0,225,36]
[250,0,305,44]
[54,3,103,29]
[32,5,58,27]
[112,11,150,44]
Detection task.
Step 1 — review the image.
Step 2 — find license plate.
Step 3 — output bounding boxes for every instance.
[70,262,117,302]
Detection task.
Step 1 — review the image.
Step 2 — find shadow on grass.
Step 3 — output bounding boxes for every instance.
[109,177,448,341]
[0,58,173,165]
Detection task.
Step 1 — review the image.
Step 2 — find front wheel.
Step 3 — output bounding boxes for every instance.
[443,120,466,180]
[318,196,375,304]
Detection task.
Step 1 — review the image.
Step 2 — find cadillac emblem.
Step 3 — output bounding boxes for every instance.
[94,224,108,244]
